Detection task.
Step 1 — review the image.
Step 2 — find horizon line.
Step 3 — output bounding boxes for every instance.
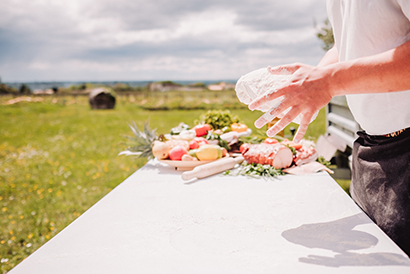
[2,79,238,84]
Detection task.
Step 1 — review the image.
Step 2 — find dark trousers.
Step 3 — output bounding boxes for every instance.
[351,130,410,256]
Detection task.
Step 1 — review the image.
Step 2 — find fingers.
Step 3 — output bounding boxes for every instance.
[254,111,274,129]
[256,106,313,141]
[266,107,301,137]
[254,108,278,129]
[254,101,292,128]
[268,66,291,75]
[249,67,296,111]
[293,113,313,143]
[248,90,286,111]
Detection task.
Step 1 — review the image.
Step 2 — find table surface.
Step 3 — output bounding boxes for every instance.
[9,159,410,274]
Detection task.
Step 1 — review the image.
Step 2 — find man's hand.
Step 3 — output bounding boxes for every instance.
[248,64,333,143]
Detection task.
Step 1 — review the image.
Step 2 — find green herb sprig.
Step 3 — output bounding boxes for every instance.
[197,110,240,130]
[225,161,285,179]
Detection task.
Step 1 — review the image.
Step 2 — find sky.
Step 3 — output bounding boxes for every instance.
[0,0,328,82]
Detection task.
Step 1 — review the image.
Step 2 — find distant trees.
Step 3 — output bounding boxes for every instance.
[189,82,206,89]
[113,83,142,93]
[0,76,17,94]
[19,84,31,94]
[0,84,17,94]
[157,80,182,87]
[315,19,334,51]
[68,83,91,91]
[0,76,18,94]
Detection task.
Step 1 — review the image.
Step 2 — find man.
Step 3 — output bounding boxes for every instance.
[249,0,410,255]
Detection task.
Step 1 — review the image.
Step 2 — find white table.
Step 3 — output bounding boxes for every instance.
[9,160,410,273]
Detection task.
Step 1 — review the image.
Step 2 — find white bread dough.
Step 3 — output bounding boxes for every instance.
[235,67,317,125]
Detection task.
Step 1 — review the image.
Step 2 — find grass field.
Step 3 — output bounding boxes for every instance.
[0,93,329,272]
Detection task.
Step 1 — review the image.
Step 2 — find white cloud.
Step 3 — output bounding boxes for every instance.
[0,0,328,82]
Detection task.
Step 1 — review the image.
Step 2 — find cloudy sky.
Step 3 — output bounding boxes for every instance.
[0,0,328,82]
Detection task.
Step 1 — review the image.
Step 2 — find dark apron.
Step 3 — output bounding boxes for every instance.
[351,129,410,256]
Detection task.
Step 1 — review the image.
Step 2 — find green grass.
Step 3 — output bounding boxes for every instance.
[0,94,328,272]
[335,179,351,194]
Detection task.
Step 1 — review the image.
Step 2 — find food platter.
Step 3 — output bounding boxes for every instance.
[159,157,228,171]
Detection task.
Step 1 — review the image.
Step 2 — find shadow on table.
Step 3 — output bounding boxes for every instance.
[282,213,410,268]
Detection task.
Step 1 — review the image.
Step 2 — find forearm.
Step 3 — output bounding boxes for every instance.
[317,46,339,67]
[326,40,410,96]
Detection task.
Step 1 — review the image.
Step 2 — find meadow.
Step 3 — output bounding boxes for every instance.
[0,91,332,272]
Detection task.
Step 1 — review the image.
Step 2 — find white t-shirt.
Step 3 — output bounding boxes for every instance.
[327,0,410,135]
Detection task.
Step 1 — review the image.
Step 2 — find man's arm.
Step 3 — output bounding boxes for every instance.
[249,40,410,142]
[328,40,410,95]
[317,46,339,67]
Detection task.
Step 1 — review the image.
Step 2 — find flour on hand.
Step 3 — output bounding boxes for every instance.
[235,67,318,125]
